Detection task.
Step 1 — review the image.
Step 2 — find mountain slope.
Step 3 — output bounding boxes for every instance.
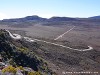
[0,29,55,75]
[89,16,100,19]
[1,15,77,22]
[1,15,47,22]
[48,16,77,21]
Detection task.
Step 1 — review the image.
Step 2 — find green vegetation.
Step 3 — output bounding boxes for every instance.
[2,65,41,75]
[0,30,54,75]
[28,71,41,75]
[2,65,17,73]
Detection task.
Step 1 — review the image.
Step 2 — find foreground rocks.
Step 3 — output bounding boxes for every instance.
[0,29,55,75]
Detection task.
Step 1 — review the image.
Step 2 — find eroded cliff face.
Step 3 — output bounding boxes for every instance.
[0,29,54,75]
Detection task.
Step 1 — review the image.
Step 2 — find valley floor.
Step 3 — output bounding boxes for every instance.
[0,24,100,75]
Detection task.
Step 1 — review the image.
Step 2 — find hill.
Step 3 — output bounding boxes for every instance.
[89,16,100,19]
[0,15,78,22]
[1,15,47,22]
[0,29,55,75]
[0,15,100,75]
[0,15,100,27]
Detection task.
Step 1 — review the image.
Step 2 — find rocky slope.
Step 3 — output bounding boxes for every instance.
[0,29,55,75]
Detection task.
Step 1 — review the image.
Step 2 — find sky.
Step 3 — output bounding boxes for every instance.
[0,0,100,20]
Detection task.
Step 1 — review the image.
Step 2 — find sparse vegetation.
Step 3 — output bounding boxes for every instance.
[28,71,41,75]
[2,65,17,73]
[0,30,54,75]
[0,16,100,75]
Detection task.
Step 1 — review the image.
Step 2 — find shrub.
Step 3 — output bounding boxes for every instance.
[18,66,24,70]
[2,65,17,73]
[34,72,41,75]
[28,71,41,75]
[28,71,34,75]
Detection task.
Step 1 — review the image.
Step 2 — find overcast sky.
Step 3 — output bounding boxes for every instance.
[0,0,100,20]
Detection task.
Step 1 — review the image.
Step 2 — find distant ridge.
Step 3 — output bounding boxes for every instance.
[49,16,77,21]
[89,16,100,19]
[1,15,77,22]
[1,15,100,23]
[1,15,47,22]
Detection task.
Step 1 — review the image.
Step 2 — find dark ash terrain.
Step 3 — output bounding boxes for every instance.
[0,15,100,75]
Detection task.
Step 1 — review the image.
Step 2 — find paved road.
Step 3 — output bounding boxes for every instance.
[34,39,93,51]
[6,30,93,51]
[54,26,75,40]
[6,30,21,40]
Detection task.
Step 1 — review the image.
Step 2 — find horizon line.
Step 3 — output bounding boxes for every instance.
[0,15,100,20]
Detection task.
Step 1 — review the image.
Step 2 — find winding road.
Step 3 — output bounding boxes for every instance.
[6,30,93,51]
[6,30,22,40]
[34,39,93,51]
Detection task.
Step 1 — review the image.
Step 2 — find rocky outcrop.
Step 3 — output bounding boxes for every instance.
[0,29,54,75]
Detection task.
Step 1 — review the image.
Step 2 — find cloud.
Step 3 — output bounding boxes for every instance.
[0,12,8,20]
